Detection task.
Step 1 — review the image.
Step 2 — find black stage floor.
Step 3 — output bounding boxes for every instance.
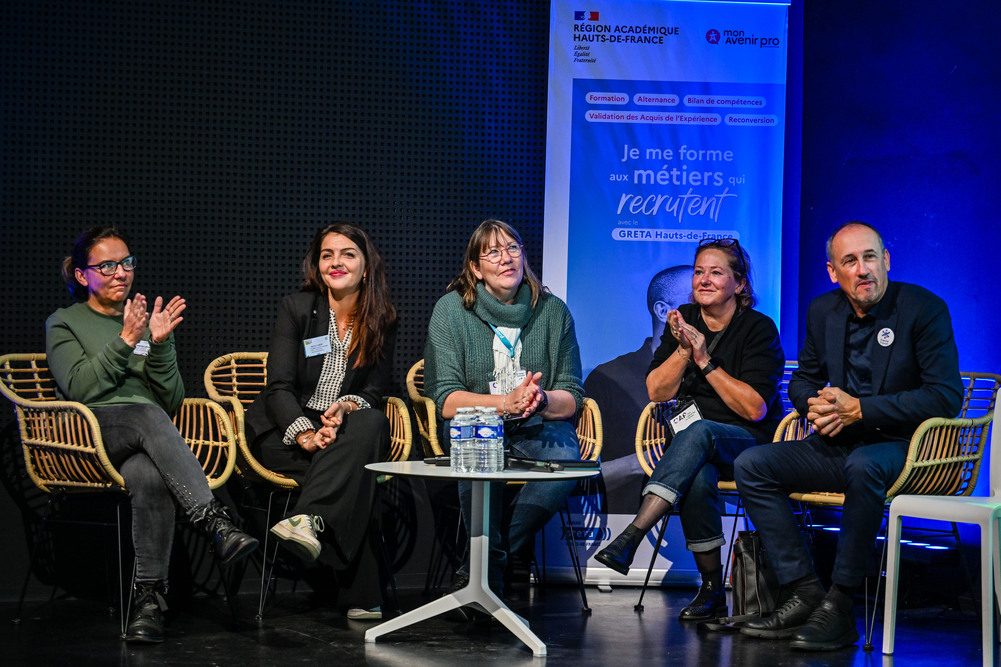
[3,584,990,665]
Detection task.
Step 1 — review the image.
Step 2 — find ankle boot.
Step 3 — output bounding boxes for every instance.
[679,571,727,621]
[124,580,167,643]
[594,524,644,575]
[190,499,259,564]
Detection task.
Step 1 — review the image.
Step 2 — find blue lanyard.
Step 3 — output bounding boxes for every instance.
[488,323,521,359]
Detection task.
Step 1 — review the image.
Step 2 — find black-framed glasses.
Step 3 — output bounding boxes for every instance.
[85,255,137,276]
[480,242,523,264]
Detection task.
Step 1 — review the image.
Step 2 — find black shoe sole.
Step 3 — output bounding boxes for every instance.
[593,550,631,576]
[789,631,859,651]
[740,624,804,639]
[679,604,728,622]
[123,630,164,644]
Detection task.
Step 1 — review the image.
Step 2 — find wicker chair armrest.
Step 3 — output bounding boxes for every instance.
[635,401,669,477]
[174,398,238,490]
[410,394,443,457]
[11,398,124,491]
[209,394,298,490]
[576,397,604,462]
[885,414,992,498]
[772,410,815,442]
[384,396,412,463]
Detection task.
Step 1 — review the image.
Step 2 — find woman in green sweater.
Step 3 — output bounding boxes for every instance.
[45,227,257,643]
[424,219,584,594]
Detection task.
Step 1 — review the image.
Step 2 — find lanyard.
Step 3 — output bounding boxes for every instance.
[488,323,521,359]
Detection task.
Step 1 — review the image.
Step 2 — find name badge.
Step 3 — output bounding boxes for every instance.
[303,335,332,358]
[133,340,151,357]
[668,401,702,436]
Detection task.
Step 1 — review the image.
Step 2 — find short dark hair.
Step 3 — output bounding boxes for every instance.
[61,226,130,301]
[646,265,691,314]
[825,221,886,261]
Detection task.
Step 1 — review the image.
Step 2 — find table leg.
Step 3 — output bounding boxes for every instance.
[365,479,547,657]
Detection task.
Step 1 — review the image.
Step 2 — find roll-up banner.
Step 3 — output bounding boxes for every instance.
[541,0,789,586]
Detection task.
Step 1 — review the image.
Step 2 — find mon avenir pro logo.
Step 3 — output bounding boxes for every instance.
[706,28,781,48]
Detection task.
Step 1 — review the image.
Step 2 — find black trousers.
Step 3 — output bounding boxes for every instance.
[252,408,389,609]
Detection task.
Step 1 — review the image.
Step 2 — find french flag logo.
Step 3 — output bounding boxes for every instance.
[574,10,600,21]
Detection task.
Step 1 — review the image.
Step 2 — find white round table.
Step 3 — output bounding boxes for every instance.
[363,460,598,657]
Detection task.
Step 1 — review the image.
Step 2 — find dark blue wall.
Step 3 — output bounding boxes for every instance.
[799,1,1001,379]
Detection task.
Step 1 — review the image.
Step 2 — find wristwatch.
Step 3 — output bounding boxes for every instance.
[699,358,719,376]
[537,390,550,414]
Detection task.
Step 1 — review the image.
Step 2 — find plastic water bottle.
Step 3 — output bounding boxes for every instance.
[449,407,477,473]
[484,408,505,472]
[474,407,504,473]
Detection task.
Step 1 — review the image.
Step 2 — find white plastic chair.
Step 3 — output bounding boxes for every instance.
[883,400,1001,665]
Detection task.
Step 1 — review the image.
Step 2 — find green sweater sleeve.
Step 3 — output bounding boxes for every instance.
[45,309,135,404]
[145,335,185,414]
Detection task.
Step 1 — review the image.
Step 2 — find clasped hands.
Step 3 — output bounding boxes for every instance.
[503,371,545,419]
[668,309,709,366]
[121,294,187,347]
[806,387,862,437]
[298,402,352,453]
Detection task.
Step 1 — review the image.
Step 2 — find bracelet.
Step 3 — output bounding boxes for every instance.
[501,394,510,418]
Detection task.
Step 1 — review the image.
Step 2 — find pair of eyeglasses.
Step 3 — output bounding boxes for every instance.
[86,255,137,276]
[480,243,523,264]
[698,237,740,249]
[697,237,747,274]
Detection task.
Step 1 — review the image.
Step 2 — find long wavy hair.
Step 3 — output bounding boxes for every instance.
[447,219,543,309]
[61,226,131,301]
[301,223,396,367]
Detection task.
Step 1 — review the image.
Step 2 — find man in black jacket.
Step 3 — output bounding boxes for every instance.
[734,221,963,650]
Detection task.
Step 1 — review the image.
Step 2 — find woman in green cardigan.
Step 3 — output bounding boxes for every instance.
[424,219,584,594]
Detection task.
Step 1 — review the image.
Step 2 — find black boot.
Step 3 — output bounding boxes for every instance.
[594,524,644,575]
[679,570,727,621]
[124,580,167,643]
[190,499,259,564]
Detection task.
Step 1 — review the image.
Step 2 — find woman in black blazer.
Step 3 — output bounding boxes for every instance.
[245,223,397,620]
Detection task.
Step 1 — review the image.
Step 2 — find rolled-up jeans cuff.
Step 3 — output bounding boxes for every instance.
[687,535,725,553]
[642,481,679,504]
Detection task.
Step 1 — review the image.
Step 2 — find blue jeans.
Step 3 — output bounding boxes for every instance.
[93,403,214,582]
[734,434,906,588]
[643,419,760,552]
[443,418,580,585]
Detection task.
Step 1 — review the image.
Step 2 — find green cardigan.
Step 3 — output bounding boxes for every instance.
[423,287,583,415]
[45,301,184,412]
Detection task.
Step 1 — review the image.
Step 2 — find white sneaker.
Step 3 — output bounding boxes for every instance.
[346,606,382,621]
[270,514,324,562]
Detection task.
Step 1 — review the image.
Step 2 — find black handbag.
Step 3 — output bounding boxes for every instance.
[702,530,780,631]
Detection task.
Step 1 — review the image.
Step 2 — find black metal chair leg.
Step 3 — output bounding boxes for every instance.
[635,515,670,612]
[257,490,292,620]
[560,508,591,614]
[863,521,889,652]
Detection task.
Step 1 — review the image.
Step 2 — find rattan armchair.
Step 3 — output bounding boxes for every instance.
[773,371,1000,648]
[0,352,238,632]
[203,351,412,618]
